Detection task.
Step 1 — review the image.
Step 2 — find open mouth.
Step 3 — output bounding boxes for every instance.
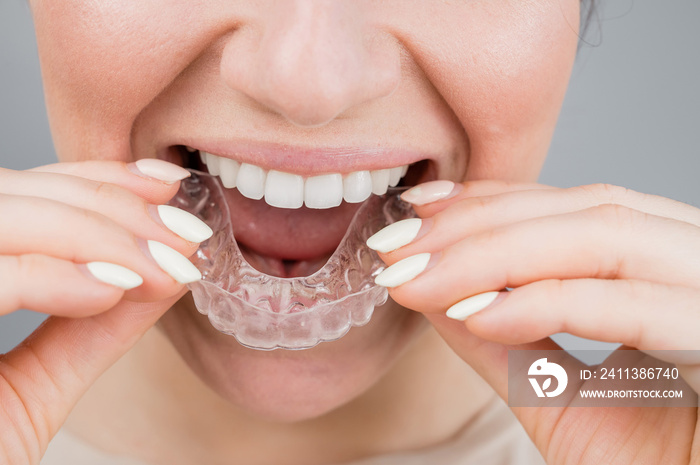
[161,145,434,278]
[170,171,418,350]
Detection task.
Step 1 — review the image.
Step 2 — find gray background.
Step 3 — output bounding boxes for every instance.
[1,0,698,354]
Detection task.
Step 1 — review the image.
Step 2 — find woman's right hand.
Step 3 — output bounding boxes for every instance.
[0,159,209,465]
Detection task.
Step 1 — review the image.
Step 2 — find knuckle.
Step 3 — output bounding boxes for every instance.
[455,195,492,218]
[75,202,106,226]
[14,255,40,308]
[90,180,133,206]
[16,254,40,278]
[537,278,568,296]
[578,183,632,206]
[586,204,650,278]
[73,205,134,247]
[85,174,145,209]
[589,203,642,230]
[471,225,502,249]
[0,256,22,312]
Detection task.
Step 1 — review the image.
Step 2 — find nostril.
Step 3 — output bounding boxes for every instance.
[262,90,357,128]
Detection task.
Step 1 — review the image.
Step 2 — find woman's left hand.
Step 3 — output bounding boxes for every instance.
[372,180,700,465]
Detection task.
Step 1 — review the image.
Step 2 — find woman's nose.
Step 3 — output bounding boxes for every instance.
[219,1,401,127]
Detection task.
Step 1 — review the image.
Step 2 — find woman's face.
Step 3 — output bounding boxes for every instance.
[30,0,580,421]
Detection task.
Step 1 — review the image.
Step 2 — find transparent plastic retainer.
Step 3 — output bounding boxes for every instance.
[169,170,416,351]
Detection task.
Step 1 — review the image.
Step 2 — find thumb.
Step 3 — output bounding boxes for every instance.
[425,313,561,401]
[0,289,185,460]
[424,313,573,456]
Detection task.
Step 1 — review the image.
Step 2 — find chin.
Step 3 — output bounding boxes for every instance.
[157,292,428,422]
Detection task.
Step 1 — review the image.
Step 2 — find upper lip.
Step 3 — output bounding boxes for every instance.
[160,138,432,176]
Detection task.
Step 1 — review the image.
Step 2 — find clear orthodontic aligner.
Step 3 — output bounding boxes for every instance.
[168,170,416,351]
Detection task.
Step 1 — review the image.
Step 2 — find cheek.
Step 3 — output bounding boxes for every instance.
[31,1,211,161]
[404,0,581,181]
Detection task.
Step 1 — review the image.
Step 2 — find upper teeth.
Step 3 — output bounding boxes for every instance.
[199,151,410,209]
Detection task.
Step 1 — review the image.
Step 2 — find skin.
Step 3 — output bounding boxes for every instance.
[0,0,698,464]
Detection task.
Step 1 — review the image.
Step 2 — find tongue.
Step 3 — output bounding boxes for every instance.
[222,188,363,262]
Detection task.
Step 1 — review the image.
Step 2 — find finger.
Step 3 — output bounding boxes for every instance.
[382,206,700,313]
[0,195,198,301]
[0,254,136,317]
[564,183,700,227]
[0,290,186,456]
[422,315,576,461]
[384,183,700,261]
[1,169,209,251]
[404,179,556,217]
[21,159,190,205]
[456,279,700,396]
[406,181,700,229]
[424,313,564,401]
[426,315,699,464]
[462,279,700,354]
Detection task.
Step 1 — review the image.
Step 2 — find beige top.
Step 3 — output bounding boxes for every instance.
[42,397,545,465]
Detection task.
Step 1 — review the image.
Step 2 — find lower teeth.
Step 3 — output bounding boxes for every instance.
[169,170,417,350]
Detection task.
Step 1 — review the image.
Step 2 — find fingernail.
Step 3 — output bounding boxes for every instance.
[130,159,191,184]
[374,253,432,288]
[86,262,143,290]
[147,240,202,284]
[401,180,460,206]
[446,291,501,321]
[156,205,213,243]
[367,218,424,253]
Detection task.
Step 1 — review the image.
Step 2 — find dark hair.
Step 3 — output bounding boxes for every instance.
[580,0,600,46]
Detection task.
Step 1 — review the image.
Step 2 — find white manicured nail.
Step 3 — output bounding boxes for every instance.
[147,240,202,284]
[157,205,213,243]
[401,180,458,206]
[86,262,143,290]
[374,253,431,288]
[366,218,423,253]
[446,291,500,321]
[132,159,190,184]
